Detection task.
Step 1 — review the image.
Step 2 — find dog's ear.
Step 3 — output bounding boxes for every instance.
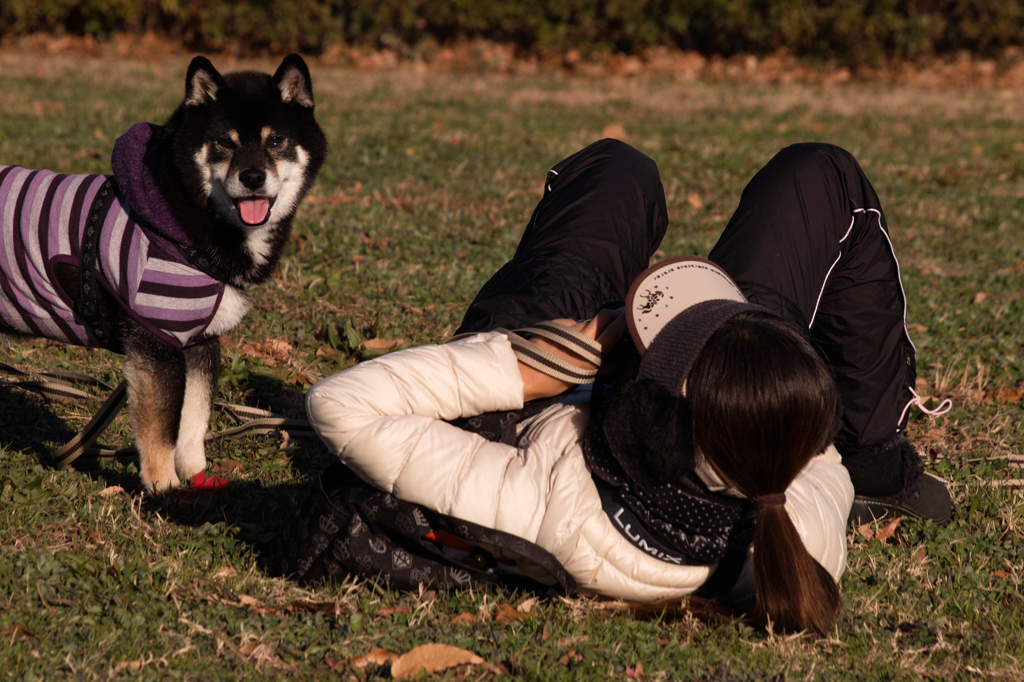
[185,56,225,107]
[273,54,315,108]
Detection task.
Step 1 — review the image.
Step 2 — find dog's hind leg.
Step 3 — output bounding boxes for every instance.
[124,339,185,494]
[175,340,221,486]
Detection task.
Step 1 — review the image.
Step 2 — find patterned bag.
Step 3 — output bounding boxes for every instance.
[278,461,576,595]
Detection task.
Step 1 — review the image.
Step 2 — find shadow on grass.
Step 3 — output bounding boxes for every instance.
[1,373,333,580]
[157,476,322,578]
[149,372,334,579]
[0,383,79,459]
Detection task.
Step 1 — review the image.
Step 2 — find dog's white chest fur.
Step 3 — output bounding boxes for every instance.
[206,285,251,336]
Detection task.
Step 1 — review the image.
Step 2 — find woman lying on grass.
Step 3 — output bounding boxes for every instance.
[306,140,948,633]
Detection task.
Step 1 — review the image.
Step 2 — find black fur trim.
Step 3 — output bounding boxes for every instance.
[602,378,695,486]
[895,438,926,504]
[839,434,925,499]
[583,377,751,565]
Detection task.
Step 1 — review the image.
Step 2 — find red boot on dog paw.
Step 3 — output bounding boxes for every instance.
[191,471,229,491]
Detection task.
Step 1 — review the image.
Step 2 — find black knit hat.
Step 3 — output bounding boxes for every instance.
[625,256,770,394]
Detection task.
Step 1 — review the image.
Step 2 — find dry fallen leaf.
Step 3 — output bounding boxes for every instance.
[913,545,927,563]
[265,338,294,355]
[0,624,35,640]
[875,517,903,542]
[987,387,1024,404]
[907,323,928,333]
[557,635,590,647]
[361,337,405,351]
[211,459,244,475]
[99,485,125,497]
[212,566,236,580]
[376,606,412,617]
[972,292,990,304]
[559,649,583,665]
[859,517,903,542]
[239,339,294,364]
[686,193,704,209]
[348,647,396,669]
[626,660,646,678]
[237,640,288,669]
[495,602,528,623]
[516,597,538,613]
[238,640,264,655]
[390,643,484,680]
[238,595,262,607]
[449,612,477,625]
[111,659,144,674]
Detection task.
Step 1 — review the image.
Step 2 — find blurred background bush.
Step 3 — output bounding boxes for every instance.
[2,0,1023,64]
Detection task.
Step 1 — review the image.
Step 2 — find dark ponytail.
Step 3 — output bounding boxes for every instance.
[688,312,841,633]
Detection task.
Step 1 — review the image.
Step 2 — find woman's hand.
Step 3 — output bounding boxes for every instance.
[519,307,627,402]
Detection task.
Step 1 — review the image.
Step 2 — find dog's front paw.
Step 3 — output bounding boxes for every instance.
[141,468,182,496]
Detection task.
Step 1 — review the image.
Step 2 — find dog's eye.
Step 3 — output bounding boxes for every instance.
[266,135,284,149]
[216,138,236,150]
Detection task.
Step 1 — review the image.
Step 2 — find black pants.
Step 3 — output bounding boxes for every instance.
[459,140,916,496]
[458,139,668,332]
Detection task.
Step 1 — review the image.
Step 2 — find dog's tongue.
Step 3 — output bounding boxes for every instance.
[238,198,270,225]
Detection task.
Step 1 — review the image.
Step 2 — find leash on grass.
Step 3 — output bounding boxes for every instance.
[1,325,604,469]
[0,360,317,469]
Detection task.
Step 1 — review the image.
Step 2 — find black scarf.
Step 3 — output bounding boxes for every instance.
[448,375,755,599]
[583,376,755,597]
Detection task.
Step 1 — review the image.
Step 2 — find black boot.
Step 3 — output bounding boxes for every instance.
[842,436,952,525]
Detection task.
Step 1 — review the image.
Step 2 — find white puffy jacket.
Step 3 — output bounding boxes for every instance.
[306,331,854,601]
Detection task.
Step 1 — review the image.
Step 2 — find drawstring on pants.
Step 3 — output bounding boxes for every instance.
[898,387,952,429]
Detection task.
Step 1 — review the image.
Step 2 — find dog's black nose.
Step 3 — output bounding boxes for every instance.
[239,168,266,190]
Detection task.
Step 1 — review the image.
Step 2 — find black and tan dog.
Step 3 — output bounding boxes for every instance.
[0,55,327,493]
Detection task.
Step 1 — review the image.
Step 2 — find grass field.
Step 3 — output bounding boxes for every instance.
[1,50,1023,680]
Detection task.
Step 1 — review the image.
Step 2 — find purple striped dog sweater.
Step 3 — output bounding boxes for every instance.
[0,164,225,349]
